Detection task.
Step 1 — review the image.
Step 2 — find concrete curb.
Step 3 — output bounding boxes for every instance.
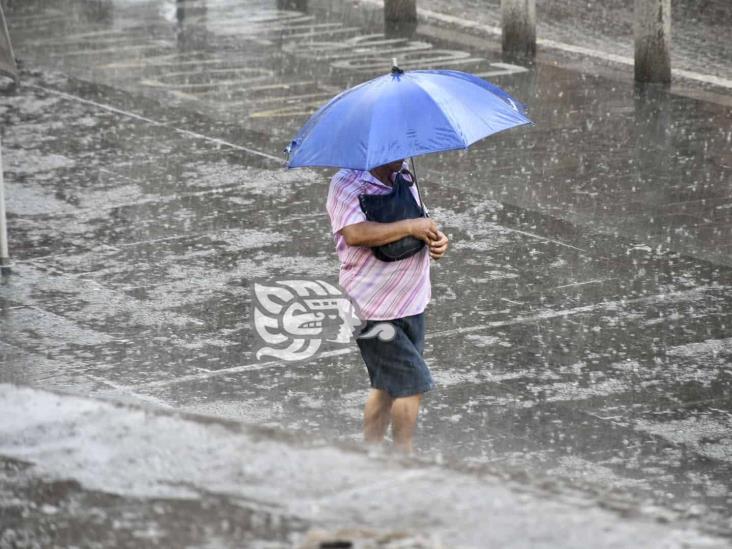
[0,384,726,548]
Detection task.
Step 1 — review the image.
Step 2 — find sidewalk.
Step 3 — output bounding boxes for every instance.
[1,384,727,548]
[1,0,732,545]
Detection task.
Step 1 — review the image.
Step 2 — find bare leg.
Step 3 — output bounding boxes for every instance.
[391,394,422,453]
[363,388,394,444]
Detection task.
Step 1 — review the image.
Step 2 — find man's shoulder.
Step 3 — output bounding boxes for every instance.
[329,169,367,196]
[330,168,361,186]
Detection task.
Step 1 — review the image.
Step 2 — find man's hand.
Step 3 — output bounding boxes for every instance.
[428,230,449,260]
[408,218,439,243]
[339,218,441,249]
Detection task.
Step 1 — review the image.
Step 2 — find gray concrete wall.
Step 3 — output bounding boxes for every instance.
[634,0,671,82]
[501,0,536,59]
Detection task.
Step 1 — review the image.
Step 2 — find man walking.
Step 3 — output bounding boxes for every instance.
[326,159,448,453]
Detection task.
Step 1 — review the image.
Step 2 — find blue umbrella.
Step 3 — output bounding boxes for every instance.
[286,66,532,170]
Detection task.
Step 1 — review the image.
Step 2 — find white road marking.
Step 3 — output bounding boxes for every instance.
[233,91,339,106]
[426,285,725,339]
[246,81,316,91]
[274,27,363,40]
[48,43,166,57]
[141,74,274,90]
[100,54,232,70]
[553,278,610,289]
[84,374,175,408]
[333,53,483,72]
[249,100,332,118]
[27,84,286,165]
[474,62,529,78]
[130,348,355,390]
[20,34,152,48]
[501,227,586,252]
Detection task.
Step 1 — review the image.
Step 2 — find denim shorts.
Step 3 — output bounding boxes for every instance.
[355,312,435,398]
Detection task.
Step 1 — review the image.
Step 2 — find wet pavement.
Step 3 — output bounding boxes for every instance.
[1,0,732,545]
[4,385,728,548]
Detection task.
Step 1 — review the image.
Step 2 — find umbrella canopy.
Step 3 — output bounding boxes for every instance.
[286,68,532,171]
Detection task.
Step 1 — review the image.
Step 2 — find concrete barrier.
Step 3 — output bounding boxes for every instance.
[384,0,417,23]
[501,0,536,59]
[634,0,671,83]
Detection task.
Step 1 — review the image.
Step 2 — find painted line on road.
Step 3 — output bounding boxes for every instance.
[48,44,165,58]
[553,278,610,289]
[124,284,727,392]
[501,227,586,252]
[129,348,355,390]
[359,0,732,90]
[84,374,175,409]
[426,285,725,340]
[3,168,270,229]
[26,84,286,165]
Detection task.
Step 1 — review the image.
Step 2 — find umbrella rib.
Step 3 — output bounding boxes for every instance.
[410,77,469,148]
[418,73,532,149]
[461,77,532,145]
[364,76,396,170]
[364,75,469,169]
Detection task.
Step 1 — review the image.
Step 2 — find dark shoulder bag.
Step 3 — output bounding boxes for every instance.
[358,170,427,262]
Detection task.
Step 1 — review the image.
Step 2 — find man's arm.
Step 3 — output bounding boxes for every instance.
[340,218,439,248]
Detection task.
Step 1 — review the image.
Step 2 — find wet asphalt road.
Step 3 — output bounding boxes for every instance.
[1,0,732,544]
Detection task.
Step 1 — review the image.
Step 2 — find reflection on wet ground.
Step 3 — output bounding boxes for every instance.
[1,0,731,539]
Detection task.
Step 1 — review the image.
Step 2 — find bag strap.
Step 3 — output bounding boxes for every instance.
[403,158,426,217]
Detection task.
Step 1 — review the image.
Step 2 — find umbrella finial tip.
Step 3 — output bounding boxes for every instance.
[391,58,403,75]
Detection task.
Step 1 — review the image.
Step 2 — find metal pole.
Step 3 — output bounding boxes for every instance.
[501,0,536,59]
[0,135,10,275]
[384,0,417,23]
[634,0,671,83]
[0,2,19,86]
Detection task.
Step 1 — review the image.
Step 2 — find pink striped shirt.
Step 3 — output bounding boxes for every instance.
[326,168,431,321]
